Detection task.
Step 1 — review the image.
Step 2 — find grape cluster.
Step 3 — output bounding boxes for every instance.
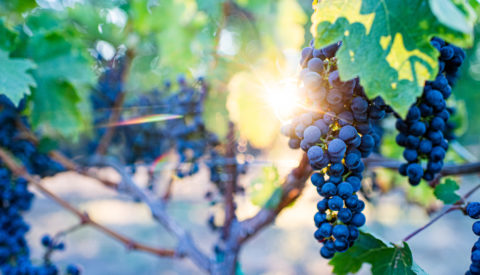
[396,38,465,185]
[89,72,218,178]
[282,42,389,258]
[466,202,480,274]
[205,149,248,195]
[0,96,78,274]
[120,86,170,166]
[89,56,127,145]
[165,76,219,177]
[41,234,66,251]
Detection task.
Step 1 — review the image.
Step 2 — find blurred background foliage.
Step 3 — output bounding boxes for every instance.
[0,0,316,143]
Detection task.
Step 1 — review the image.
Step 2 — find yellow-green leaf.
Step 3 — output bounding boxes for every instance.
[311,0,474,117]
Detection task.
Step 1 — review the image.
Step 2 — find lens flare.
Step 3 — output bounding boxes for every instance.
[263,77,304,122]
[98,114,183,128]
[149,153,169,173]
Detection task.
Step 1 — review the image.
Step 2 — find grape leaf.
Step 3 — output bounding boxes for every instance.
[330,231,386,274]
[434,178,461,204]
[429,0,476,34]
[0,0,36,14]
[0,19,18,51]
[35,52,95,87]
[30,79,83,137]
[250,166,283,209]
[0,50,36,106]
[311,0,474,117]
[21,32,95,137]
[196,0,225,18]
[330,231,426,275]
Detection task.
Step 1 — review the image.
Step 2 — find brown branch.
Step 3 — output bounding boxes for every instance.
[95,92,126,155]
[364,154,480,177]
[162,174,175,201]
[223,122,237,240]
[28,150,212,271]
[88,156,213,272]
[237,153,312,244]
[402,183,480,242]
[0,148,176,258]
[49,150,119,190]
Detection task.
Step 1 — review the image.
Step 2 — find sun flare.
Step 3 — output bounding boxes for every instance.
[263,77,304,122]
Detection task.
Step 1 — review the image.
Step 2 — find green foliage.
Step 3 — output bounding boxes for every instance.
[37,137,59,154]
[429,0,476,34]
[0,0,36,14]
[330,231,426,275]
[452,25,480,145]
[311,0,475,117]
[407,181,437,207]
[196,0,225,18]
[30,79,83,137]
[434,178,461,204]
[0,20,18,51]
[0,7,97,137]
[0,50,36,106]
[204,88,229,139]
[250,166,283,209]
[18,30,95,137]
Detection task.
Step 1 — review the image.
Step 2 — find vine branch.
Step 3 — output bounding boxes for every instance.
[0,147,176,258]
[364,154,480,177]
[402,183,480,242]
[237,153,312,244]
[87,156,213,272]
[223,122,237,240]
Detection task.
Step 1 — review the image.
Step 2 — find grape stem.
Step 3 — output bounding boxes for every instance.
[44,222,86,262]
[402,183,480,242]
[365,154,480,178]
[0,147,178,258]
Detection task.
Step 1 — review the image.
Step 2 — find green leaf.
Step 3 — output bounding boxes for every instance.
[30,79,83,137]
[264,187,283,210]
[311,0,474,117]
[0,0,36,14]
[429,0,476,34]
[35,52,96,87]
[37,137,59,154]
[330,232,386,275]
[19,32,96,137]
[368,243,415,275]
[250,166,282,209]
[0,50,36,106]
[434,178,461,204]
[330,231,426,275]
[196,0,225,18]
[0,19,18,51]
[448,99,468,138]
[406,181,437,207]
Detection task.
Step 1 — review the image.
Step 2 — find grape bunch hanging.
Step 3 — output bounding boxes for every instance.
[396,38,466,185]
[281,42,390,258]
[120,85,170,166]
[466,202,480,275]
[0,95,80,275]
[164,76,220,178]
